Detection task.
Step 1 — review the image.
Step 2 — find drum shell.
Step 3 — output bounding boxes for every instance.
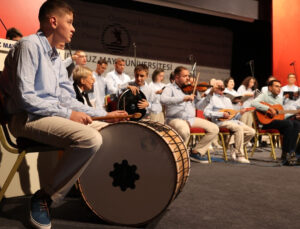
[78,121,190,226]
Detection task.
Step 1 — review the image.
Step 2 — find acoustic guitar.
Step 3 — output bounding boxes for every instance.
[255,102,300,125]
[218,107,255,122]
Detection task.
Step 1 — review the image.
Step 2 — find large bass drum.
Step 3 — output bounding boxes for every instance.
[78,121,190,226]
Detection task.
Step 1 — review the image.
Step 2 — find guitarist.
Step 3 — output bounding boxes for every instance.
[252,79,300,165]
[204,80,255,163]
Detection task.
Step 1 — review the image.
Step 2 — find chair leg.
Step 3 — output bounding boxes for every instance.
[244,145,249,160]
[219,134,228,161]
[207,149,211,163]
[251,134,259,157]
[268,134,277,160]
[0,150,27,202]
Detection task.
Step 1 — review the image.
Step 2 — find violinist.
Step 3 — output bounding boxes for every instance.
[161,66,219,163]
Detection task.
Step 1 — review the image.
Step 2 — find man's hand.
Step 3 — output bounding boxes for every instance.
[156,89,163,94]
[138,99,149,109]
[105,110,128,123]
[223,112,230,119]
[183,94,195,102]
[240,108,247,115]
[266,107,277,118]
[128,85,139,96]
[70,111,92,125]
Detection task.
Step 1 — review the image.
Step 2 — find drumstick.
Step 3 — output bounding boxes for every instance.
[92,112,142,121]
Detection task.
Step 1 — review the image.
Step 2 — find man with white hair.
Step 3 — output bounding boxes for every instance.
[204,80,255,163]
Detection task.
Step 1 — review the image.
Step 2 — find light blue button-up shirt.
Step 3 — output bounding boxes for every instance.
[160,83,196,125]
[0,32,107,121]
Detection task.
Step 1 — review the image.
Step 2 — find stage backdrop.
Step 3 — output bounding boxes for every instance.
[0,0,43,38]
[273,0,300,86]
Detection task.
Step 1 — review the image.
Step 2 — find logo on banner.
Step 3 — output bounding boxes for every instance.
[101,24,131,54]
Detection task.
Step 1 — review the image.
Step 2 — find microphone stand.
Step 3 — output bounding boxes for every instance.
[133,42,137,67]
[0,18,8,32]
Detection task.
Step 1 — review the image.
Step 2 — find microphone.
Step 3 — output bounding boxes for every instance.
[0,18,8,34]
[191,62,197,75]
[246,60,254,65]
[290,61,295,66]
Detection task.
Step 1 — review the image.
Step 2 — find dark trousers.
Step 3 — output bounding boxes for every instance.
[263,119,300,154]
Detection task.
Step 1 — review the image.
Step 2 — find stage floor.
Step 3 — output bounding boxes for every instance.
[1,147,300,229]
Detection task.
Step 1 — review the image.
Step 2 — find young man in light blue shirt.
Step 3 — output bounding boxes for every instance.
[0,1,126,228]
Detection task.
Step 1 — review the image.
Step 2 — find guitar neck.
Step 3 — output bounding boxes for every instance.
[279,110,300,115]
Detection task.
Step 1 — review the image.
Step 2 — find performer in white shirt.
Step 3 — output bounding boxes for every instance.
[126,64,155,117]
[224,77,242,110]
[106,58,131,95]
[204,80,255,163]
[282,73,299,109]
[237,76,257,127]
[149,68,166,123]
[89,59,108,108]
[161,66,219,163]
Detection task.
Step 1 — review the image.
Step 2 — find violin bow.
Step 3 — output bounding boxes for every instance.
[192,72,200,96]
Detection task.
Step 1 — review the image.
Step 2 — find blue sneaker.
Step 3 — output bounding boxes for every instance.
[30,190,51,229]
[190,153,209,164]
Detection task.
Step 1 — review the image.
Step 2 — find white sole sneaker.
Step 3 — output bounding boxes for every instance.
[236,157,250,164]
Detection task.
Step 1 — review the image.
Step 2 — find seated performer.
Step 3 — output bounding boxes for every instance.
[106,58,131,95]
[126,64,155,117]
[0,1,126,228]
[204,80,255,163]
[149,68,166,123]
[88,59,108,108]
[6,27,23,41]
[252,79,300,165]
[237,76,258,127]
[223,77,242,110]
[73,66,95,107]
[282,73,299,109]
[161,66,219,163]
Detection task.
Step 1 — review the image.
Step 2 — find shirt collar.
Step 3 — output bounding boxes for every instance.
[267,90,278,98]
[37,31,59,61]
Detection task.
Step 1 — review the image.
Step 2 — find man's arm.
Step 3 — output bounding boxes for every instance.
[160,86,184,105]
[16,40,73,119]
[251,93,269,112]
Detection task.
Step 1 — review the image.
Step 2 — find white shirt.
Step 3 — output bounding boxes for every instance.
[282,84,299,108]
[149,82,166,114]
[106,70,131,95]
[237,85,254,108]
[89,71,107,108]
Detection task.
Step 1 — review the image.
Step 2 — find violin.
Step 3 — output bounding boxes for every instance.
[181,82,212,94]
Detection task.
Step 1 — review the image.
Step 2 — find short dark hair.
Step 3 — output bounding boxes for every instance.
[97,59,108,65]
[39,0,74,24]
[134,64,148,75]
[224,77,234,88]
[268,79,281,87]
[152,68,164,82]
[6,27,23,40]
[169,72,175,82]
[115,58,125,64]
[174,66,187,77]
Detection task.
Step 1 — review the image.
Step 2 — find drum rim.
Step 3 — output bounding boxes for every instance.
[77,121,186,226]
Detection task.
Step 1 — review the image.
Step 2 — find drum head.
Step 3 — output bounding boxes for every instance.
[78,122,177,225]
[117,89,146,121]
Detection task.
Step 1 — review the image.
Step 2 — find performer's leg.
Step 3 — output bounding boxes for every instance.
[9,113,103,206]
[192,118,219,156]
[167,119,190,146]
